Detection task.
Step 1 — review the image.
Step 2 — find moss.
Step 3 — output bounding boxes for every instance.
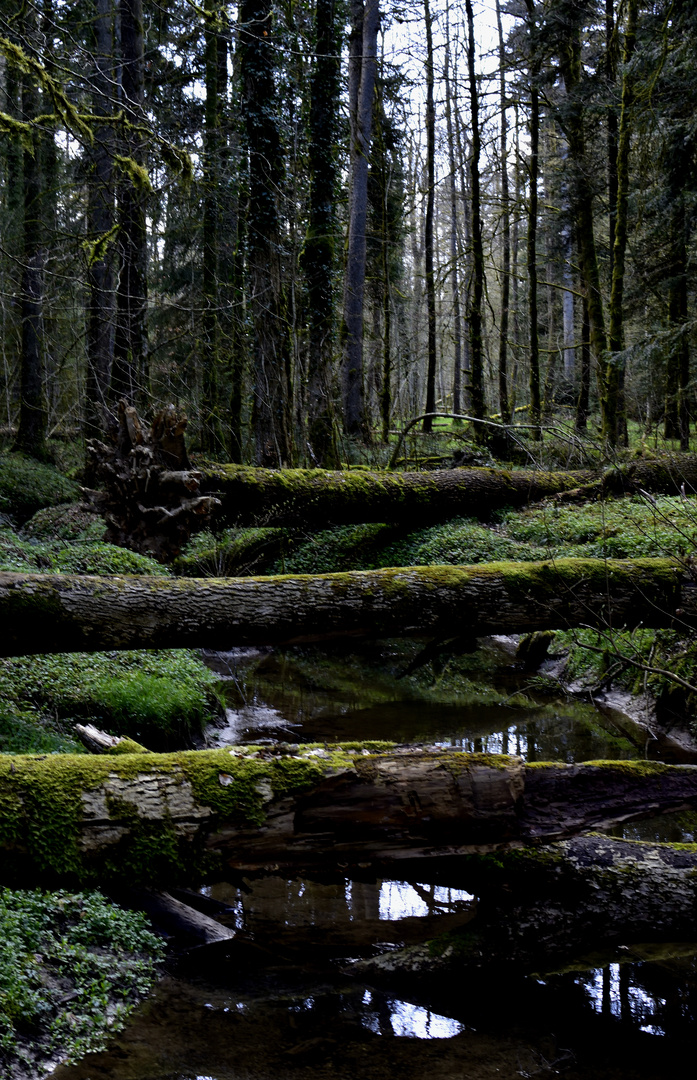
[108,738,152,755]
[0,649,222,751]
[579,758,673,776]
[0,454,80,525]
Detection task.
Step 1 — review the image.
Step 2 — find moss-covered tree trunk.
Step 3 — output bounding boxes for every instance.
[2,750,696,888]
[422,0,437,435]
[1,557,694,655]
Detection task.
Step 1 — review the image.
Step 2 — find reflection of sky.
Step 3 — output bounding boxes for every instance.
[578,964,667,1035]
[376,881,474,920]
[361,990,464,1038]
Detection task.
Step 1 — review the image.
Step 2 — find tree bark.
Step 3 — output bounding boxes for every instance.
[341,0,380,439]
[2,749,697,888]
[352,833,697,985]
[84,0,116,442]
[111,0,148,406]
[422,0,437,434]
[2,556,696,656]
[465,0,485,426]
[303,0,340,465]
[241,0,292,466]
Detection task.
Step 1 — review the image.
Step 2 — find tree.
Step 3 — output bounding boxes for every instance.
[341,0,380,439]
[111,0,148,406]
[303,0,341,465]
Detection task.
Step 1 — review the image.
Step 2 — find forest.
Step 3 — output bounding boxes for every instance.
[0,0,695,460]
[3,2,697,1079]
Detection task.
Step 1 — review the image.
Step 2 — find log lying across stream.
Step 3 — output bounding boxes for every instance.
[2,748,697,888]
[1,557,695,656]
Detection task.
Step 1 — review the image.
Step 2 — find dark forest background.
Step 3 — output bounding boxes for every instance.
[1,0,696,469]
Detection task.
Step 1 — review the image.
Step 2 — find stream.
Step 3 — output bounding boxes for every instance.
[51,638,697,1080]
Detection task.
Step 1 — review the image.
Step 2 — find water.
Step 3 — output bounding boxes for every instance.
[51,638,697,1080]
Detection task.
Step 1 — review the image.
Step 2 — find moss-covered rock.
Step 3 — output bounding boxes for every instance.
[0,455,80,525]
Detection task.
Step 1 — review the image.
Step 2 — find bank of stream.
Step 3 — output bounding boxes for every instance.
[51,638,697,1080]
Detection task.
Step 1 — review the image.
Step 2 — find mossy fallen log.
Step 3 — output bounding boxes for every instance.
[352,834,697,986]
[199,455,697,527]
[198,463,594,528]
[1,557,694,656]
[2,748,697,888]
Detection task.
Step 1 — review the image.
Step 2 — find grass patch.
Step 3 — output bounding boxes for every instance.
[0,888,164,1074]
[0,651,222,751]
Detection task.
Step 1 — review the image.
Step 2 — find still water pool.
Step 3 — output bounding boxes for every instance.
[51,638,697,1080]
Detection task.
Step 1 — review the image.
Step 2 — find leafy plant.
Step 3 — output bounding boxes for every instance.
[0,889,164,1072]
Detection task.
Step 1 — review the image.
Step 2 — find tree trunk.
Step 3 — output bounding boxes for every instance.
[85,0,116,443]
[2,749,697,888]
[422,0,437,434]
[200,0,224,454]
[241,0,292,466]
[605,0,638,446]
[465,0,485,426]
[111,0,148,406]
[14,5,46,458]
[353,833,697,985]
[303,0,340,466]
[443,37,462,419]
[2,555,696,655]
[496,0,511,424]
[341,0,380,439]
[525,0,540,436]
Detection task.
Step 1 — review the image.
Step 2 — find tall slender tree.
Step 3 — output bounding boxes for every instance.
[341,0,380,439]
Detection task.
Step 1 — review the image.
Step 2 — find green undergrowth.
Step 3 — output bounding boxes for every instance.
[175,526,292,576]
[0,888,165,1076]
[0,651,222,752]
[556,627,697,737]
[0,455,80,525]
[0,525,168,576]
[499,494,697,559]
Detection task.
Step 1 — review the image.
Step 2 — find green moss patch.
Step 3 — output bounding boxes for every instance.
[0,888,164,1075]
[0,455,80,525]
[0,650,222,751]
[0,526,168,576]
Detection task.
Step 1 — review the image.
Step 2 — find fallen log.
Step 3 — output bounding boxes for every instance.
[352,834,697,985]
[2,747,697,888]
[1,557,694,657]
[87,403,697,552]
[199,463,594,528]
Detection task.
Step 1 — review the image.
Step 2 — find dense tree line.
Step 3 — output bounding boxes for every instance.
[0,0,696,466]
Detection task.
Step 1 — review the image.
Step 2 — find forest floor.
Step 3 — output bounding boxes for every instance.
[3,432,697,1075]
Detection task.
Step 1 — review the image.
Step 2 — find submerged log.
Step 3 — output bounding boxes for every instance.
[2,748,697,888]
[352,834,697,985]
[1,557,695,657]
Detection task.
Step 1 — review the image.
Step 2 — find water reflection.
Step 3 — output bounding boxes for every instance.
[203,642,651,763]
[360,990,464,1038]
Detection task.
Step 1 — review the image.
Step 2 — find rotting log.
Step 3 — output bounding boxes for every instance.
[2,747,697,888]
[351,834,697,986]
[200,454,697,526]
[198,462,594,528]
[1,557,696,657]
[87,404,697,551]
